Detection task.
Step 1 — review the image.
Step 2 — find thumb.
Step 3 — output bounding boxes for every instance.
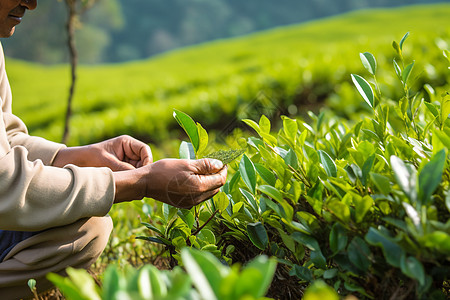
[194,158,224,174]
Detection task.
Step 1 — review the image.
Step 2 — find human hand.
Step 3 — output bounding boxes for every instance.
[113,158,227,208]
[53,135,152,171]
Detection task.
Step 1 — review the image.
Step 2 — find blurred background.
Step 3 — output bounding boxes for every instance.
[3,0,445,64]
[0,0,448,158]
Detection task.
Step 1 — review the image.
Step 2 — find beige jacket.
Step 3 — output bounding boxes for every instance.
[0,43,115,231]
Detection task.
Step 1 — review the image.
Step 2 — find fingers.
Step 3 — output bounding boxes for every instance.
[116,135,153,167]
[192,158,224,174]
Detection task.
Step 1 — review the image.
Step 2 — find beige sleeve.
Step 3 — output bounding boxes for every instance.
[0,42,115,231]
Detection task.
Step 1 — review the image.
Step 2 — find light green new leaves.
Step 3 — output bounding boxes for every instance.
[303,280,339,300]
[181,248,227,300]
[318,150,337,177]
[390,156,417,203]
[48,267,102,300]
[351,74,374,108]
[179,141,196,159]
[360,52,377,75]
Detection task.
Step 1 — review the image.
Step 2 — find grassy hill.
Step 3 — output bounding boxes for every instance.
[5,3,450,156]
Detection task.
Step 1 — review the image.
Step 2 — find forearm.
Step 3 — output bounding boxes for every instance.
[52,146,90,168]
[113,169,146,203]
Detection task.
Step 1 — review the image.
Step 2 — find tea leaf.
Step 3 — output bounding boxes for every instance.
[247,222,269,250]
[418,149,446,205]
[255,163,277,186]
[179,141,196,159]
[173,109,199,152]
[402,61,414,84]
[239,154,257,194]
[347,237,371,272]
[205,149,245,165]
[196,123,209,157]
[400,256,425,286]
[351,74,374,108]
[365,227,404,268]
[318,150,337,177]
[399,32,409,50]
[360,52,377,75]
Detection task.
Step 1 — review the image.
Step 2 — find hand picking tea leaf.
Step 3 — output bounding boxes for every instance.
[204,149,245,165]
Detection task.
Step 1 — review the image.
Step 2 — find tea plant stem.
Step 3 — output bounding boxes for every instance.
[192,209,219,236]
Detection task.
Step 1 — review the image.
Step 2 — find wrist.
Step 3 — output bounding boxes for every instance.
[113,167,147,203]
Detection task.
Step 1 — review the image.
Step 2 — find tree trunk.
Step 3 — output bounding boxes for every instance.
[62,1,78,144]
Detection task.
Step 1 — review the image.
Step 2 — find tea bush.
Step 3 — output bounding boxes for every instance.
[48,248,277,300]
[136,33,450,299]
[8,4,450,150]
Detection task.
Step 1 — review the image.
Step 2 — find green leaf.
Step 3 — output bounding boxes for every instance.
[284,148,299,169]
[365,227,404,268]
[361,154,375,186]
[66,267,102,300]
[255,163,277,186]
[258,185,283,203]
[310,249,327,269]
[351,74,374,108]
[239,154,257,194]
[173,109,199,152]
[347,236,371,272]
[424,231,450,253]
[318,150,337,177]
[370,173,391,195]
[399,32,409,50]
[214,191,230,213]
[327,198,351,223]
[282,115,298,141]
[240,188,258,213]
[141,222,164,236]
[393,59,402,79]
[243,256,277,298]
[400,256,425,286]
[196,123,209,157]
[402,61,414,84]
[303,280,339,300]
[390,156,417,203]
[292,232,320,252]
[47,272,87,300]
[329,223,348,255]
[354,195,373,223]
[247,222,269,250]
[181,248,228,300]
[418,149,446,205]
[259,185,293,221]
[179,141,196,159]
[27,279,36,292]
[289,265,313,282]
[360,52,377,75]
[177,209,195,228]
[205,149,245,165]
[138,265,168,298]
[259,115,271,134]
[242,119,261,135]
[392,40,401,56]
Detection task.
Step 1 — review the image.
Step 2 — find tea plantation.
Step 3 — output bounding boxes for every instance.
[9,3,450,299]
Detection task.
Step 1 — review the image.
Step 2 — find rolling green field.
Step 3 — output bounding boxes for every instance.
[5,3,450,298]
[5,3,450,158]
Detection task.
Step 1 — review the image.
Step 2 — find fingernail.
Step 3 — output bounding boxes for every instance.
[210,159,223,169]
